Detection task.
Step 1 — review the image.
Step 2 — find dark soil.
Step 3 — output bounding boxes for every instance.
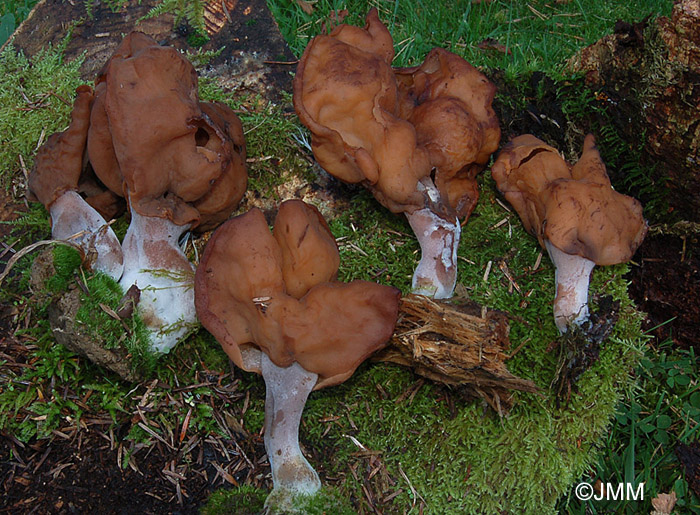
[676,440,700,498]
[0,334,272,514]
[626,231,700,351]
[2,428,203,514]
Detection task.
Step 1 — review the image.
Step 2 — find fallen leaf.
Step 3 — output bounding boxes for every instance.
[295,0,314,15]
[477,37,511,55]
[651,490,677,515]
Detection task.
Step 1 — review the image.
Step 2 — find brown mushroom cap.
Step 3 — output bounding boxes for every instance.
[87,31,247,232]
[192,102,248,232]
[293,10,499,219]
[273,200,340,299]
[195,201,400,390]
[492,134,648,265]
[396,48,501,218]
[28,85,94,208]
[293,9,432,214]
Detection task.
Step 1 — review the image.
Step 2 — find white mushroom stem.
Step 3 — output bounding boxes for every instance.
[49,190,124,281]
[119,210,197,353]
[405,207,461,300]
[545,240,596,333]
[261,353,321,507]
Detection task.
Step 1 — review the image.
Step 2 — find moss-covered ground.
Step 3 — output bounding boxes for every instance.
[1,0,698,513]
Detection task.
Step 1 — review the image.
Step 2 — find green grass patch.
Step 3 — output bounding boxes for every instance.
[268,0,672,73]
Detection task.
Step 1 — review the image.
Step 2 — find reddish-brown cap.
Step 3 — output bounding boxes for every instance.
[396,48,501,218]
[293,11,499,220]
[272,199,340,299]
[87,32,247,232]
[195,200,400,389]
[492,134,648,265]
[28,85,94,208]
[293,9,432,214]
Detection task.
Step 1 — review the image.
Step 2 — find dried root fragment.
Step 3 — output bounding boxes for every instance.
[375,294,538,414]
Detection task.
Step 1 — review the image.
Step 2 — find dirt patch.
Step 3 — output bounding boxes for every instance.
[626,231,700,351]
[568,0,700,222]
[676,440,700,498]
[0,333,272,514]
[6,0,296,103]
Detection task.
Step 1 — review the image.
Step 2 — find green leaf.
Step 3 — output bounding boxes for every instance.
[690,391,700,409]
[0,13,15,47]
[615,413,628,425]
[654,429,669,445]
[656,415,672,430]
[640,422,656,433]
[675,374,690,386]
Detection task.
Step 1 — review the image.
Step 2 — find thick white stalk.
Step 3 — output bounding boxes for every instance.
[49,190,123,281]
[119,211,196,353]
[261,353,321,509]
[405,207,461,299]
[545,241,596,333]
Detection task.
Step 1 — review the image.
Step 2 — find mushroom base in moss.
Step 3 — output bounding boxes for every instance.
[49,190,124,281]
[546,241,596,333]
[119,211,197,353]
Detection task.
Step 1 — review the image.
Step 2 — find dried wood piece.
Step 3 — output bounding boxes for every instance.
[375,294,538,413]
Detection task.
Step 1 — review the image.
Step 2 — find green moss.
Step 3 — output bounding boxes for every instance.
[74,271,158,377]
[288,487,356,514]
[44,244,82,293]
[24,244,159,378]
[0,42,84,189]
[328,190,417,290]
[202,485,267,514]
[203,485,355,515]
[281,172,646,513]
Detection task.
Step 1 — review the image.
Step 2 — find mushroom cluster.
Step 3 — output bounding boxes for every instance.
[195,199,400,506]
[491,134,647,333]
[28,32,248,353]
[293,8,500,299]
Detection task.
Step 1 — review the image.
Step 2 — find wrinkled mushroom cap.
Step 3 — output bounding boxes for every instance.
[396,48,501,218]
[396,47,501,167]
[195,200,400,390]
[27,84,126,222]
[294,11,499,219]
[293,9,432,214]
[492,134,648,265]
[87,31,247,232]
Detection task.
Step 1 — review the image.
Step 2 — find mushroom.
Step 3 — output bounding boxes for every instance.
[28,85,124,280]
[194,199,400,507]
[89,31,247,353]
[29,31,247,354]
[491,134,648,332]
[293,9,500,299]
